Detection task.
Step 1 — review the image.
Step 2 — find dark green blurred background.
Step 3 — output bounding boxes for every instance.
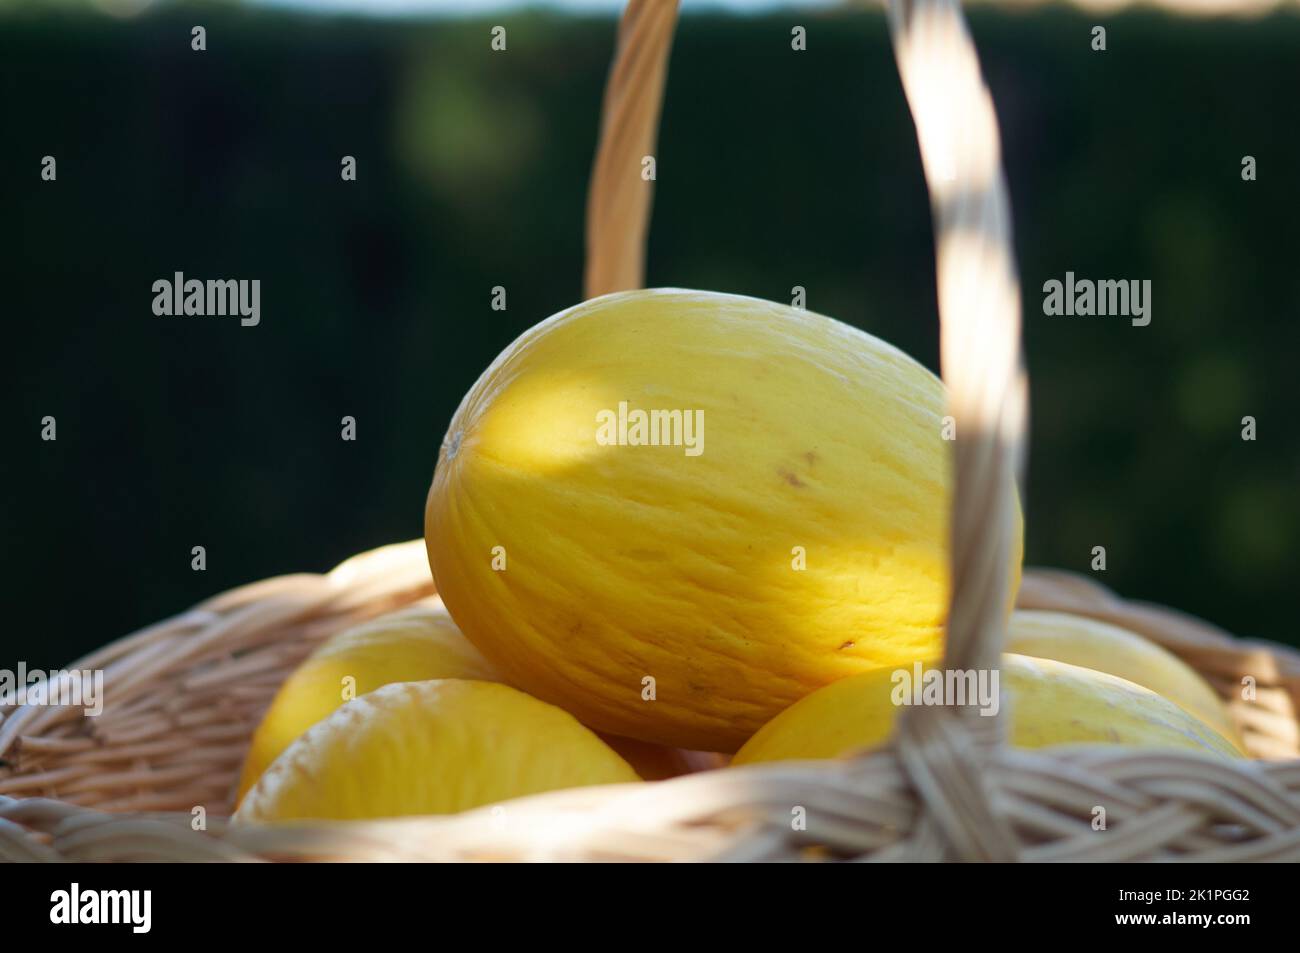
[2,3,1297,668]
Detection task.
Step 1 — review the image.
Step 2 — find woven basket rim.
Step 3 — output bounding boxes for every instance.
[3,542,1299,861]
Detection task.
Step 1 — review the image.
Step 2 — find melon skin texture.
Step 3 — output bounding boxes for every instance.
[237,597,710,798]
[234,680,640,823]
[732,654,1244,766]
[235,601,502,804]
[426,289,1023,752]
[1005,610,1245,753]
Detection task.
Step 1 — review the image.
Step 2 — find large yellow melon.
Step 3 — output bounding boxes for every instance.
[426,289,1023,751]
[732,654,1243,765]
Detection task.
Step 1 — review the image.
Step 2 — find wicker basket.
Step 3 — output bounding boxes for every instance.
[3,0,1299,862]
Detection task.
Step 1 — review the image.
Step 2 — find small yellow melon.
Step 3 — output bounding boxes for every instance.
[234,680,640,822]
[732,654,1243,765]
[235,602,501,803]
[1006,610,1244,752]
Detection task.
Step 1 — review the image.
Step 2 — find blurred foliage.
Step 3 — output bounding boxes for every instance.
[1,5,1297,668]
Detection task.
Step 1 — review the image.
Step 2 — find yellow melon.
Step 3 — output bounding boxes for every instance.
[234,680,640,822]
[1006,610,1244,753]
[235,602,501,803]
[426,289,1023,751]
[732,654,1243,765]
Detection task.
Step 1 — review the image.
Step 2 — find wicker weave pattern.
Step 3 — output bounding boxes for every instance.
[3,543,1299,861]
[0,542,436,815]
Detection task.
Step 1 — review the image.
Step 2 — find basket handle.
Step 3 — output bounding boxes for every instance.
[886,1,1027,683]
[584,0,680,299]
[584,1,1026,692]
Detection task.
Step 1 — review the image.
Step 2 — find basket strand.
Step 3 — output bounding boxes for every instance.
[584,0,680,299]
